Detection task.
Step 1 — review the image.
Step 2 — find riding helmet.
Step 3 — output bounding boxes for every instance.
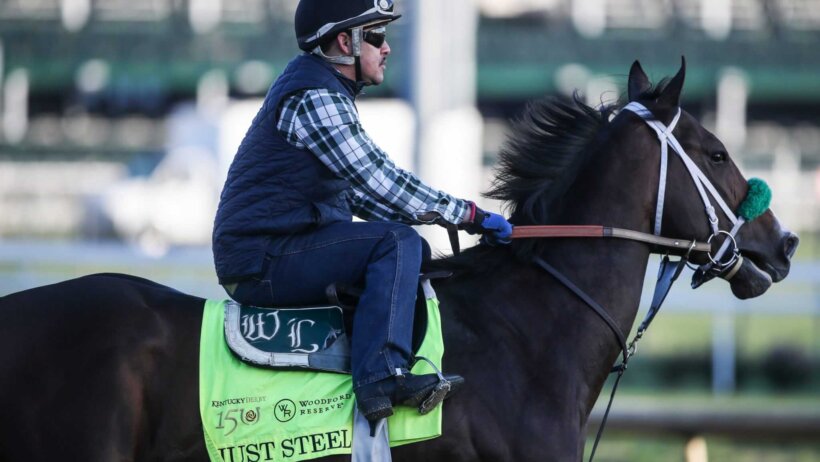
[295,0,402,52]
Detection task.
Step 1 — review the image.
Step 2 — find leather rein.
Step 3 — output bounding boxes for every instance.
[511,225,709,254]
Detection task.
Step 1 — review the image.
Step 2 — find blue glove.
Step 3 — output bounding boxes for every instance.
[462,204,513,245]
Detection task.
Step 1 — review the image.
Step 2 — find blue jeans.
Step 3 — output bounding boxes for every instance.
[227,221,423,389]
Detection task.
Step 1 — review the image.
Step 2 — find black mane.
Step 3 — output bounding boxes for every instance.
[483,79,673,230]
[428,95,613,271]
[487,94,612,227]
[427,82,680,272]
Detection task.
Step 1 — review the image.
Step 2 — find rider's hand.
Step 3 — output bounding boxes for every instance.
[461,202,513,245]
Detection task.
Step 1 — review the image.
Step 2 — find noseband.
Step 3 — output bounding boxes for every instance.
[622,102,745,285]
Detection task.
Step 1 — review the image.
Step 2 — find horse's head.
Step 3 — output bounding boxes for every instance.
[625,58,798,299]
[486,58,796,299]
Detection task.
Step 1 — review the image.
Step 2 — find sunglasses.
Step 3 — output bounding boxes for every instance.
[362,26,387,48]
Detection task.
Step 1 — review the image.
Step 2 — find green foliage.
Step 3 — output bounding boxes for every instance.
[737,178,772,222]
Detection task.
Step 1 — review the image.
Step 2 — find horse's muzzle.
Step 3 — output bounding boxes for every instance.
[763,230,799,283]
[782,232,799,260]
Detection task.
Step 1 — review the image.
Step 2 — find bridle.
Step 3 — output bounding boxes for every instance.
[505,102,754,462]
[511,102,747,281]
[445,101,763,461]
[622,102,747,286]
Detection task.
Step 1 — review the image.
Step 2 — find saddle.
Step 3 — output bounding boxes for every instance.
[224,272,451,374]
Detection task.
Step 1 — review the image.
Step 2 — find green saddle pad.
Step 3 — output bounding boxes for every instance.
[199,291,445,462]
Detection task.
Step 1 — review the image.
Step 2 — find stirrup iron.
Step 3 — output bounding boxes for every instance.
[419,380,450,414]
[413,356,451,414]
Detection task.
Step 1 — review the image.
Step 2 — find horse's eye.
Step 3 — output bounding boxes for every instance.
[711,151,727,164]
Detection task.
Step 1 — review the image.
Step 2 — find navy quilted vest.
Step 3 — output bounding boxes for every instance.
[213,54,360,283]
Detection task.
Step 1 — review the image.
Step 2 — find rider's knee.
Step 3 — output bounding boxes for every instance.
[382,224,423,261]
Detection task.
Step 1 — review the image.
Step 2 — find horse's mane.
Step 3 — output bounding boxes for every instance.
[427,95,614,272]
[486,94,613,227]
[427,82,677,273]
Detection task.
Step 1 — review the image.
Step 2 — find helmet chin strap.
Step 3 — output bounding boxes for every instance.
[312,27,367,84]
[351,27,364,83]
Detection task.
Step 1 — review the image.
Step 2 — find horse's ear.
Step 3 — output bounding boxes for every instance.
[657,56,686,107]
[627,60,651,101]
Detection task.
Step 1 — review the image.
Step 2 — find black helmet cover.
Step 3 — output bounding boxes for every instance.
[295,0,401,52]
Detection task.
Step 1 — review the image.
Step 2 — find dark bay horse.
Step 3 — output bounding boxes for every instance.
[0,60,797,462]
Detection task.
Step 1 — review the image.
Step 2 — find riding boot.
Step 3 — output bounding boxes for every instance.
[354,372,464,425]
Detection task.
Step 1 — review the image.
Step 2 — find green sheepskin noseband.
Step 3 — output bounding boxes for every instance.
[736,178,771,222]
[694,177,772,287]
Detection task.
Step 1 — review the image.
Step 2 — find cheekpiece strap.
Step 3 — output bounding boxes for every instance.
[622,102,739,237]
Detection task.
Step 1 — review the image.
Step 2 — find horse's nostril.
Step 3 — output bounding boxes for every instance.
[783,233,800,259]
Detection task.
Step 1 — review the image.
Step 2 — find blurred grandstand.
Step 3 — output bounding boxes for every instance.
[0,0,818,242]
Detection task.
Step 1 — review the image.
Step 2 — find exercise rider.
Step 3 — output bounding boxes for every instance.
[212,0,512,426]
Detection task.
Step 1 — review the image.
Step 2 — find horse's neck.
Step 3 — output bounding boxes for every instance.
[540,239,651,403]
[539,143,658,413]
[472,145,656,418]
[435,241,651,449]
[432,137,662,445]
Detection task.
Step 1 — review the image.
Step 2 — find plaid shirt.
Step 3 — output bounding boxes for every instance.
[276,88,469,225]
